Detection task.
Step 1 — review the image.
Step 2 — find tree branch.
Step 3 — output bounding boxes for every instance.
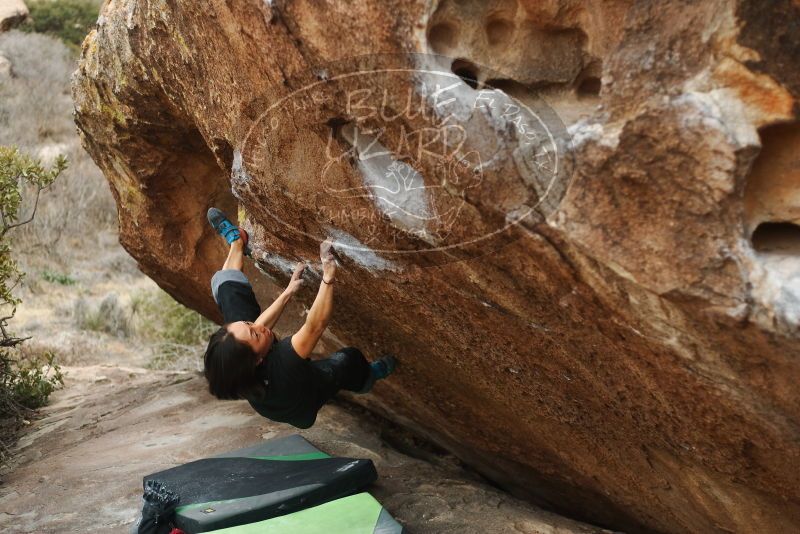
[1,184,44,237]
[0,335,30,347]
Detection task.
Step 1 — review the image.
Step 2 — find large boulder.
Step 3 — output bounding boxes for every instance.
[0,0,27,32]
[72,0,800,532]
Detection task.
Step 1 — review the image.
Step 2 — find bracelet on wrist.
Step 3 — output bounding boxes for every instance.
[322,277,335,285]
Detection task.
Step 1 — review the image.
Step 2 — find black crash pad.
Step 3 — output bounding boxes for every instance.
[143,434,377,533]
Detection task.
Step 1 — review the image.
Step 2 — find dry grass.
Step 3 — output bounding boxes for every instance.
[133,290,217,370]
[73,293,133,338]
[0,18,218,472]
[0,29,214,381]
[0,30,116,271]
[68,288,215,371]
[0,5,225,477]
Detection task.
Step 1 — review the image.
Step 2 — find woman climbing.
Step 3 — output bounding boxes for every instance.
[202,208,397,429]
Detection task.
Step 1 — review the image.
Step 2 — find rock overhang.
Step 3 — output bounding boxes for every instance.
[72,0,800,532]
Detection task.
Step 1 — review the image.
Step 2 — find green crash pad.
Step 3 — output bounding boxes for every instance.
[143,435,377,533]
[207,492,404,534]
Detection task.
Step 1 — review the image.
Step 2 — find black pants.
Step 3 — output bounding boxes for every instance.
[312,347,373,398]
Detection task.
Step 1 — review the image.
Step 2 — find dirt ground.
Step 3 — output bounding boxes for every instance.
[0,363,611,533]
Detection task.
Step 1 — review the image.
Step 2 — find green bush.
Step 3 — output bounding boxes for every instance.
[132,290,216,369]
[41,270,76,285]
[73,293,131,337]
[70,289,215,368]
[133,290,217,347]
[22,0,100,50]
[0,145,66,462]
[0,350,63,413]
[0,145,66,314]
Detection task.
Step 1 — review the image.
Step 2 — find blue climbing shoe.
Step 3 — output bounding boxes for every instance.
[370,354,397,380]
[207,207,250,256]
[357,355,397,394]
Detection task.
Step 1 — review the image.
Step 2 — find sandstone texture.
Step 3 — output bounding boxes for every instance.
[0,0,27,32]
[72,1,800,532]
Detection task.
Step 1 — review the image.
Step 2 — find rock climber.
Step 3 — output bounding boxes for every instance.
[202,208,397,429]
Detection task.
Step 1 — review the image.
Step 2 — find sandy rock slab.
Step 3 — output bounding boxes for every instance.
[0,365,609,534]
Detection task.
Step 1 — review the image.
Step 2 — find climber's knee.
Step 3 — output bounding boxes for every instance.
[335,346,365,362]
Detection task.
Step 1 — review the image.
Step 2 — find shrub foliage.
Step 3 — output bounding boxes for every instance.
[0,146,67,460]
[22,0,100,50]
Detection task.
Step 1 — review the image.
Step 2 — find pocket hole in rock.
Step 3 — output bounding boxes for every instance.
[326,116,349,135]
[428,22,458,53]
[744,121,800,254]
[485,18,514,46]
[751,222,800,254]
[451,58,480,89]
[577,76,601,96]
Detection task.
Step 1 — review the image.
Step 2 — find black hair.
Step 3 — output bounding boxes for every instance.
[203,325,263,400]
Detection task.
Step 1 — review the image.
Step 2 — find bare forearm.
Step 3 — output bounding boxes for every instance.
[255,262,306,329]
[305,279,333,334]
[255,289,292,329]
[289,241,337,358]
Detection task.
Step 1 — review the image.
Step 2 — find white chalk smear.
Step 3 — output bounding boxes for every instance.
[259,252,298,274]
[324,226,398,272]
[338,124,433,240]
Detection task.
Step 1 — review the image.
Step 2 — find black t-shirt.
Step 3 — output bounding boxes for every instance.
[215,279,333,429]
[246,336,331,429]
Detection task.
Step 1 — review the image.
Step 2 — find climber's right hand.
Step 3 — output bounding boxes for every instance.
[320,239,337,279]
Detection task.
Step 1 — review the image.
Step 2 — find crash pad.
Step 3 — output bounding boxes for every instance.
[143,434,377,533]
[206,493,404,534]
